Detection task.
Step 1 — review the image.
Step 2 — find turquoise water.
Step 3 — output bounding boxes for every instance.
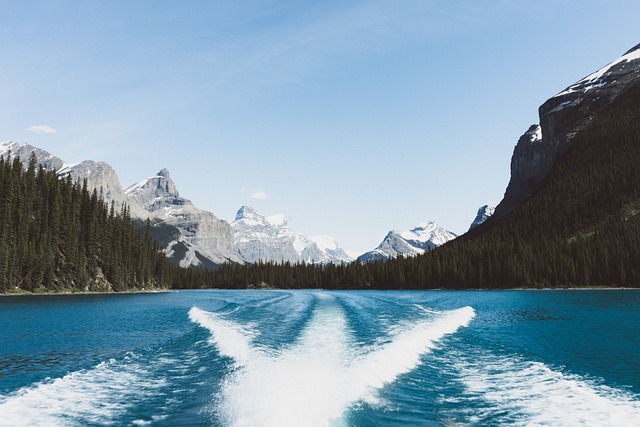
[0,290,639,426]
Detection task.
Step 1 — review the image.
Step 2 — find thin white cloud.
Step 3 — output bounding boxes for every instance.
[250,191,269,200]
[241,187,269,200]
[26,125,57,135]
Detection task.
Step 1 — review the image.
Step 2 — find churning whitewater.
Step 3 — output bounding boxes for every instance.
[189,295,475,426]
[1,290,640,426]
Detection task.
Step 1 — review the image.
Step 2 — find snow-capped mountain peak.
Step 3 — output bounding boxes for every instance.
[232,206,353,264]
[557,43,640,97]
[469,205,495,230]
[125,169,180,212]
[1,140,69,172]
[358,220,457,263]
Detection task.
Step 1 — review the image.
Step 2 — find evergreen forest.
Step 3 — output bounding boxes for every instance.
[176,80,640,290]
[3,80,640,292]
[0,153,171,293]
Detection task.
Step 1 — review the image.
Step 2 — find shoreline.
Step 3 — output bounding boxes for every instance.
[0,289,173,297]
[2,287,638,297]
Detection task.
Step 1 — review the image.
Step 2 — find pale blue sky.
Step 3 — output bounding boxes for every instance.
[2,1,639,254]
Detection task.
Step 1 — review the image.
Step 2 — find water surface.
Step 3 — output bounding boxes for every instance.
[1,290,638,426]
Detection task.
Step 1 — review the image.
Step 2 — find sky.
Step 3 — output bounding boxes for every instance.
[2,0,639,256]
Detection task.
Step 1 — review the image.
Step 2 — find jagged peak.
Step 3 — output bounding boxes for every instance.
[235,205,261,221]
[233,206,289,228]
[126,167,178,198]
[469,205,496,231]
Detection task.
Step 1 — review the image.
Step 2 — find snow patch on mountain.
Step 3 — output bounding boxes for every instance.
[358,221,457,263]
[232,206,353,264]
[557,44,640,97]
[469,205,495,230]
[126,169,243,266]
[497,42,640,217]
[1,141,69,172]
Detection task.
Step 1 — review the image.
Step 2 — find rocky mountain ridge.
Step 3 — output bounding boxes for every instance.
[125,169,243,266]
[358,221,458,263]
[232,206,353,264]
[496,43,640,217]
[0,142,356,266]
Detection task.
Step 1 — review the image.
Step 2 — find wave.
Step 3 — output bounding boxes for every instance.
[351,306,475,394]
[453,353,640,426]
[190,294,475,426]
[189,306,260,365]
[0,354,168,427]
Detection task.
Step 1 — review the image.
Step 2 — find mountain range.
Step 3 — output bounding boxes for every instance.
[4,41,639,289]
[3,141,476,265]
[232,206,353,264]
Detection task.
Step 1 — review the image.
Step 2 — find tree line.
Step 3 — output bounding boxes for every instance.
[182,79,640,290]
[0,153,171,293]
[3,79,640,292]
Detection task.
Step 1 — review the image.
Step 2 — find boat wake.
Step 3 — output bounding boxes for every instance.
[0,354,169,427]
[189,295,475,427]
[450,352,640,426]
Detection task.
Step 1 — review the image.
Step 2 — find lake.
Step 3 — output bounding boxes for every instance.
[1,289,639,426]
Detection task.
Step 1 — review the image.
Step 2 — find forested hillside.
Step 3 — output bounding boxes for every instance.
[4,74,639,292]
[0,153,171,293]
[413,78,640,288]
[190,79,640,290]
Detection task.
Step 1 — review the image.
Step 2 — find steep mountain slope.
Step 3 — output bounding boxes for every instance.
[59,161,150,219]
[0,142,150,219]
[384,42,640,289]
[0,141,66,171]
[231,206,300,264]
[232,206,353,264]
[358,221,457,263]
[497,43,640,217]
[294,235,353,265]
[0,144,241,268]
[125,169,243,266]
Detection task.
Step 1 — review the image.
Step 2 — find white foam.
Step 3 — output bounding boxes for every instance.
[456,354,640,426]
[191,298,475,426]
[352,306,475,392]
[0,356,167,427]
[189,306,259,365]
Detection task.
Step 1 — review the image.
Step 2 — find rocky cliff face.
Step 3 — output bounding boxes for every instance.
[59,160,149,219]
[496,43,640,217]
[1,142,242,267]
[125,168,179,212]
[232,206,353,264]
[294,235,353,265]
[126,170,243,266]
[231,206,300,264]
[0,141,66,171]
[358,221,457,263]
